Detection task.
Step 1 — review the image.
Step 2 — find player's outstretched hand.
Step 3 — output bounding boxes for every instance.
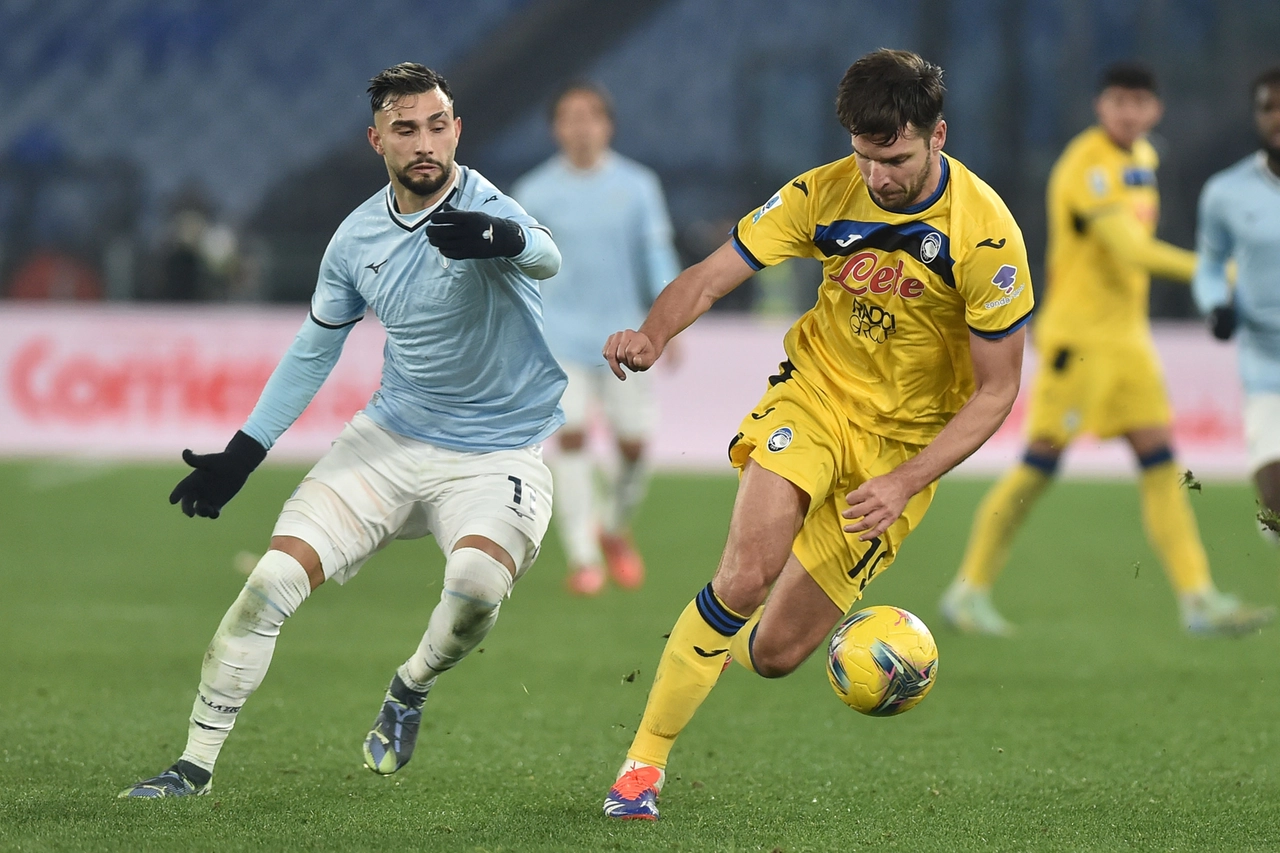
[169,431,267,519]
[1208,304,1237,341]
[425,204,525,260]
[842,473,912,540]
[603,329,659,380]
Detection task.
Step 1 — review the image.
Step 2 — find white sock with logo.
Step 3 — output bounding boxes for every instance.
[180,550,311,773]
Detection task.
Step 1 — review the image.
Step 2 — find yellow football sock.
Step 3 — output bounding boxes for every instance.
[728,607,764,674]
[627,584,747,769]
[956,462,1052,588]
[1140,459,1212,595]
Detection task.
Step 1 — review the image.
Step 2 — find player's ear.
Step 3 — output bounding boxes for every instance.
[931,120,947,154]
[367,125,384,156]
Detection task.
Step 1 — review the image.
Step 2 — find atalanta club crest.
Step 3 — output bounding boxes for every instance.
[767,427,793,452]
[920,231,942,263]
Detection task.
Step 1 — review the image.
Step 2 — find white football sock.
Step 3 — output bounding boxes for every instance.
[549,449,602,567]
[400,547,513,690]
[605,454,650,534]
[180,550,311,773]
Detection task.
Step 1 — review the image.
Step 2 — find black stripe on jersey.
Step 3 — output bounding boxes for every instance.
[385,186,459,232]
[309,310,363,330]
[969,308,1032,340]
[730,225,765,270]
[813,221,956,288]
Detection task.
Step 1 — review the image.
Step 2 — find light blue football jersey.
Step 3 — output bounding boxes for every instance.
[512,152,681,366]
[1194,152,1280,394]
[242,165,567,453]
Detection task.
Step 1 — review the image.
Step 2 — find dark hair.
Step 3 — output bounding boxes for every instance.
[549,79,615,124]
[835,49,945,143]
[1253,66,1280,99]
[367,62,453,114]
[1098,62,1158,95]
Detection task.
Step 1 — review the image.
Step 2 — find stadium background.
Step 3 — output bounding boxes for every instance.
[4,3,1280,851]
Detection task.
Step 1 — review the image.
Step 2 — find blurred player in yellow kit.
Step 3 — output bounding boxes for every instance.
[600,49,1033,820]
[940,63,1275,636]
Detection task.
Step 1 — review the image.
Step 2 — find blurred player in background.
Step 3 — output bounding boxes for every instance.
[1194,67,1280,531]
[121,63,566,797]
[941,63,1274,636]
[513,82,682,596]
[601,49,1033,820]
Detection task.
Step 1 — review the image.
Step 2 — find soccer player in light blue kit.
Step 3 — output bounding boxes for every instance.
[1194,66,1280,522]
[512,81,681,595]
[121,63,566,797]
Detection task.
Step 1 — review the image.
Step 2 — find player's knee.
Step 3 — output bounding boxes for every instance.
[442,547,512,628]
[748,633,804,679]
[241,550,312,622]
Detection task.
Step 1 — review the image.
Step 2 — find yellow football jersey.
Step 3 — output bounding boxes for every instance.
[732,153,1034,445]
[1039,126,1162,342]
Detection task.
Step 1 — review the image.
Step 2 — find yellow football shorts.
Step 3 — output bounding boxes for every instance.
[1025,336,1172,444]
[728,362,936,613]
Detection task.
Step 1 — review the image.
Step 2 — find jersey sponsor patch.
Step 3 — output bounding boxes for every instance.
[752,192,783,223]
[850,297,897,343]
[1123,167,1156,187]
[767,426,793,452]
[991,264,1019,294]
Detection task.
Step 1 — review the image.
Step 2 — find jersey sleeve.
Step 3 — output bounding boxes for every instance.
[639,172,682,303]
[730,175,818,269]
[1192,176,1234,314]
[310,233,367,328]
[955,219,1035,339]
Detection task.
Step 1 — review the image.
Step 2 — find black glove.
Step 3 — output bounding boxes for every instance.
[425,204,525,259]
[169,430,267,519]
[1208,304,1237,341]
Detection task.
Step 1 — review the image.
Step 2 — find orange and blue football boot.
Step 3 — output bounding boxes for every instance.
[603,760,664,820]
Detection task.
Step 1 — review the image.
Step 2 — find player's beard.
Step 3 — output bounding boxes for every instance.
[396,157,453,197]
[871,153,934,211]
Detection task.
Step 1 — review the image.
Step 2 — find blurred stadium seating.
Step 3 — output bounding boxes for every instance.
[1,0,1278,309]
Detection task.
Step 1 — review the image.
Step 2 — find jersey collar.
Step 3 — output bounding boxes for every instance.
[1255,151,1280,190]
[868,154,950,216]
[384,168,461,232]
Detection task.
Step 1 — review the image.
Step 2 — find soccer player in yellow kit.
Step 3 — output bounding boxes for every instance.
[599,49,1034,821]
[941,63,1275,636]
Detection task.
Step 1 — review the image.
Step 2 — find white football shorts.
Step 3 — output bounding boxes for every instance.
[1245,393,1280,474]
[559,359,656,441]
[272,412,553,584]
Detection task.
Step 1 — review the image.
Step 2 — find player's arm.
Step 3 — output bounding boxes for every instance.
[639,172,683,307]
[170,244,364,520]
[843,327,1025,539]
[603,241,753,379]
[1191,179,1237,340]
[1090,206,1197,282]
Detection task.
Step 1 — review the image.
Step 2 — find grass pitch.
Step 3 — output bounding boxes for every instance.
[2,460,1279,852]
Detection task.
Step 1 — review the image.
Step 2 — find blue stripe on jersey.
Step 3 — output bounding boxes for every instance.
[1123,167,1157,187]
[969,308,1032,340]
[730,226,765,270]
[811,219,956,288]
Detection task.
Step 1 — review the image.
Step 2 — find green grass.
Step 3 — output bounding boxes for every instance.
[2,461,1280,851]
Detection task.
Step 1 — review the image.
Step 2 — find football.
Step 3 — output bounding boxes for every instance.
[827,605,938,716]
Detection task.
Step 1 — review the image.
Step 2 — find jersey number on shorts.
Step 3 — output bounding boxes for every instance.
[848,536,888,591]
[507,475,536,519]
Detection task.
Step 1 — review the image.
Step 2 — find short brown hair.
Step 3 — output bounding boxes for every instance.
[367,62,453,114]
[1098,62,1158,94]
[835,49,945,143]
[1254,65,1280,99]
[549,80,615,124]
